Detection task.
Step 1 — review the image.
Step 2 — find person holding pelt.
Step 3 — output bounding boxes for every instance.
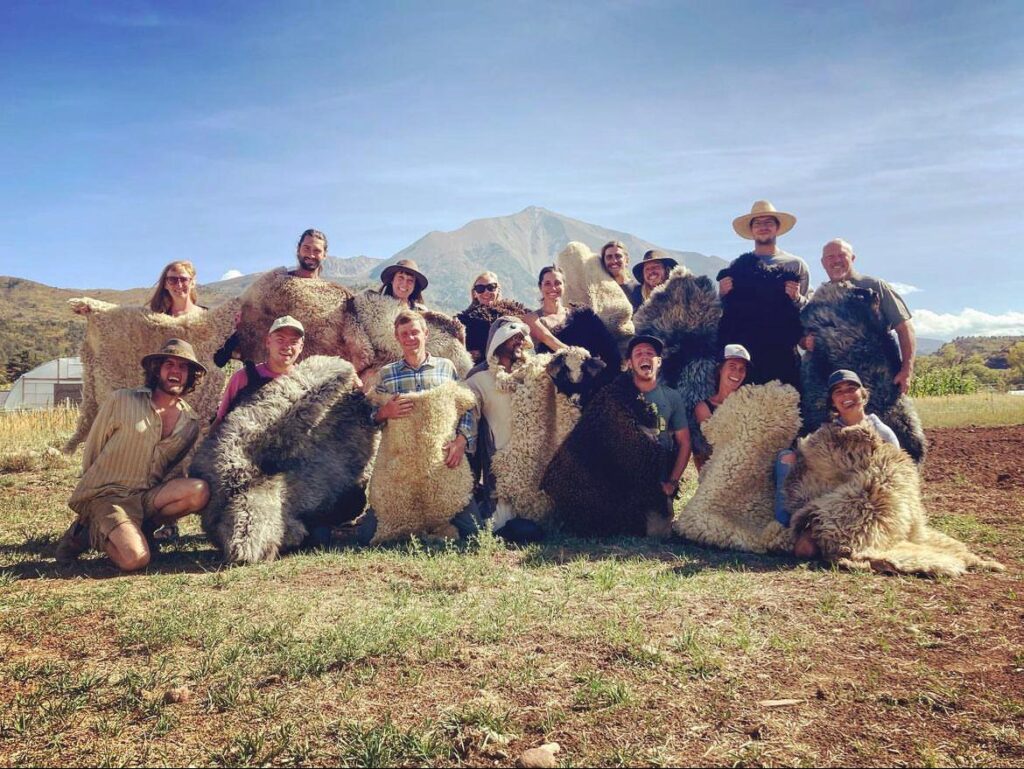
[599,241,642,310]
[693,344,752,471]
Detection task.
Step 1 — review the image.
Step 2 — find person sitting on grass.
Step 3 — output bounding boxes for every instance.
[55,339,211,571]
[692,344,752,472]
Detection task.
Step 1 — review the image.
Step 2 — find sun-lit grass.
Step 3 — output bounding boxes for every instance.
[914,392,1024,429]
[0,404,80,451]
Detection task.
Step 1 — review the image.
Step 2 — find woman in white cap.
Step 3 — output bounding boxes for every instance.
[692,344,752,471]
[380,258,429,309]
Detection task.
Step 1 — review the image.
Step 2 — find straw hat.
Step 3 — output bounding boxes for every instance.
[380,259,429,292]
[732,200,797,239]
[140,338,207,374]
[631,250,679,283]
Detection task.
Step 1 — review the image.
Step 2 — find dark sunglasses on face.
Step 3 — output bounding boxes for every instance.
[473,283,499,293]
[166,276,191,285]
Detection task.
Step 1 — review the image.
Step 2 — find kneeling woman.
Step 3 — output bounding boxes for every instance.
[780,369,900,558]
[693,344,751,472]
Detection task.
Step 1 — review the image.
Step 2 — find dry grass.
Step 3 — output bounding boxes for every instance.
[914,391,1024,429]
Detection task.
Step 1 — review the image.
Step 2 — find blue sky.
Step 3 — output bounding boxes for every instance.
[2,0,1022,338]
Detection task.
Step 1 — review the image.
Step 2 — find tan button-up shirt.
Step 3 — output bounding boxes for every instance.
[68,387,200,511]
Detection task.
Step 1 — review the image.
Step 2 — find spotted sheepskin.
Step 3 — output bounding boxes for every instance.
[784,422,1003,577]
[555,241,635,340]
[800,281,926,463]
[674,383,801,554]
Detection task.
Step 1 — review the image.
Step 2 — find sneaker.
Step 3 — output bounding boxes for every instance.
[152,524,180,544]
[55,520,89,564]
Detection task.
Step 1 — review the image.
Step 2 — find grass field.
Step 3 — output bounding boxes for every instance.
[913,392,1024,429]
[0,400,1021,766]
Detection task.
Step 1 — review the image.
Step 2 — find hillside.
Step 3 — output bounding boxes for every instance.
[936,336,1024,369]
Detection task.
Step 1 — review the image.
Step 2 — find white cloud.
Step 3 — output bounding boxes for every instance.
[220,269,243,281]
[913,308,1024,340]
[889,282,921,295]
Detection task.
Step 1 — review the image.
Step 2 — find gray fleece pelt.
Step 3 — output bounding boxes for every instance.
[632,265,722,459]
[191,356,376,564]
[800,281,926,463]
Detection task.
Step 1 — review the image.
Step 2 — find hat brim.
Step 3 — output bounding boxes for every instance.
[732,211,796,240]
[631,258,679,283]
[628,335,664,356]
[381,264,429,292]
[141,352,207,375]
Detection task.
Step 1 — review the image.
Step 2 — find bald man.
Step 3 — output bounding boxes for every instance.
[806,238,916,394]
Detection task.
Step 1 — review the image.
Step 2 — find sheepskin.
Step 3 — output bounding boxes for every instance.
[490,347,605,522]
[784,422,1003,577]
[541,373,670,537]
[536,304,621,391]
[456,299,529,362]
[191,355,376,564]
[233,268,374,373]
[367,381,477,544]
[555,241,635,340]
[632,265,722,457]
[674,383,801,554]
[65,298,239,452]
[800,281,927,463]
[716,254,803,388]
[353,289,473,378]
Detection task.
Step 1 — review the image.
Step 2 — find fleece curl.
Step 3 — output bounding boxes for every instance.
[555,241,635,340]
[800,281,926,463]
[65,298,238,453]
[674,383,801,553]
[191,355,375,564]
[784,422,1003,577]
[367,381,477,544]
[456,299,529,361]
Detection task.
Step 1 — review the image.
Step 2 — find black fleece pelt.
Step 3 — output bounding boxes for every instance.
[717,254,804,388]
[537,304,622,390]
[455,298,529,361]
[191,356,376,564]
[541,373,671,537]
[800,281,927,463]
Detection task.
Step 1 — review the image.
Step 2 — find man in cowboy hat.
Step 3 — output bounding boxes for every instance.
[55,339,211,571]
[380,258,429,308]
[805,238,917,394]
[722,200,810,305]
[631,250,679,308]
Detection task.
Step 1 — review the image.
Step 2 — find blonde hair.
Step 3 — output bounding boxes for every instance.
[394,309,426,332]
[599,241,629,278]
[149,261,198,314]
[469,271,500,304]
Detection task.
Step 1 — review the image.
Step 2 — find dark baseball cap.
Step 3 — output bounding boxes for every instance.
[627,335,664,356]
[828,369,863,391]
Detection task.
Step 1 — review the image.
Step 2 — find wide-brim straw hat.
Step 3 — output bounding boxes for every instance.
[380,259,429,292]
[732,200,797,239]
[631,250,679,283]
[141,338,207,374]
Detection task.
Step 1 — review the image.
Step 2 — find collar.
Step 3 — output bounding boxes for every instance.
[397,354,435,372]
[136,386,195,416]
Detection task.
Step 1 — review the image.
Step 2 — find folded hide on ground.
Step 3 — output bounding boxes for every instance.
[674,383,800,554]
[800,281,926,463]
[555,241,635,340]
[367,381,477,544]
[191,356,376,564]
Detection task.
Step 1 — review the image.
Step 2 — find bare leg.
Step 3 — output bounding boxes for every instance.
[105,520,151,571]
[150,479,210,525]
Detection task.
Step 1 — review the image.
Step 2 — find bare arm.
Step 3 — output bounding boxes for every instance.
[525,311,567,352]
[893,320,916,395]
[663,427,692,495]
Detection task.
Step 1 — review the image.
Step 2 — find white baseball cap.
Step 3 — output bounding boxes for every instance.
[722,344,751,363]
[269,315,305,336]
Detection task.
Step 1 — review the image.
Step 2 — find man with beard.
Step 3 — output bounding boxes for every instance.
[55,340,210,571]
[464,316,545,543]
[631,250,679,308]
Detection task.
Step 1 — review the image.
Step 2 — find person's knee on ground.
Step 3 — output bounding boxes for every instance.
[105,520,151,571]
[793,529,819,559]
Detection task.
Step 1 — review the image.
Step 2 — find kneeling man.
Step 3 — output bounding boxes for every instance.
[56,339,210,570]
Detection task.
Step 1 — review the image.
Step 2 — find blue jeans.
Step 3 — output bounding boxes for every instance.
[774,450,796,527]
[356,499,483,545]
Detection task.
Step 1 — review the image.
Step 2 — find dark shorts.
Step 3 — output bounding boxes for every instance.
[72,486,165,550]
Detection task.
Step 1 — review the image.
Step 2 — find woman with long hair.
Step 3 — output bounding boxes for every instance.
[379,259,428,309]
[455,271,527,364]
[692,345,751,471]
[73,260,204,317]
[600,241,641,310]
[524,266,569,352]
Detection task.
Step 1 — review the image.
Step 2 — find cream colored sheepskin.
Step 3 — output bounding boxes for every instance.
[64,298,239,452]
[555,241,635,340]
[367,381,476,544]
[234,269,374,372]
[352,289,473,378]
[489,347,590,522]
[674,383,801,553]
[785,423,1004,577]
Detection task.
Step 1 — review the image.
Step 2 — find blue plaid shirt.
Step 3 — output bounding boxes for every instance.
[373,355,476,451]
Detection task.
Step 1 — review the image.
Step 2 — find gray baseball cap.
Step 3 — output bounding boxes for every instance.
[269,315,305,336]
[828,369,862,391]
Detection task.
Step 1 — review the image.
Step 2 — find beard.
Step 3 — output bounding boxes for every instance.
[298,256,322,272]
[158,377,186,397]
[754,235,776,248]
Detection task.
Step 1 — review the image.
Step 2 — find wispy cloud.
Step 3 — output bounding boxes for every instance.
[220,269,243,281]
[890,282,922,295]
[913,308,1024,340]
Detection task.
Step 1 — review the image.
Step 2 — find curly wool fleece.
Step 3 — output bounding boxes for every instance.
[555,241,635,340]
[784,422,1003,578]
[674,382,801,554]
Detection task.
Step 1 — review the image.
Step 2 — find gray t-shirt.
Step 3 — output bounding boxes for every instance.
[840,272,912,330]
[733,249,811,306]
[638,382,687,452]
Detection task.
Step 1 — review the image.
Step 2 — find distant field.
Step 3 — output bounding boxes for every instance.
[914,392,1024,429]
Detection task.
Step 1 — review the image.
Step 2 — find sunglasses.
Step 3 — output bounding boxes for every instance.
[166,276,191,285]
[473,283,499,294]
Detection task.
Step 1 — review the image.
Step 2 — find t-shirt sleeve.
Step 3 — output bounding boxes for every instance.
[214,368,249,426]
[869,414,901,448]
[667,387,688,432]
[876,279,912,329]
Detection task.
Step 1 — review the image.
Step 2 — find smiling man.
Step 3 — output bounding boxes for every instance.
[55,339,211,571]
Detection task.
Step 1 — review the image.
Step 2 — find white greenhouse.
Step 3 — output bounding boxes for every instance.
[4,357,83,411]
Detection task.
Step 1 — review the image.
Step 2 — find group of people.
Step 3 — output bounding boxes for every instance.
[56,200,918,571]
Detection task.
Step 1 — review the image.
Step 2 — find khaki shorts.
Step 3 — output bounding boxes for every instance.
[74,486,165,550]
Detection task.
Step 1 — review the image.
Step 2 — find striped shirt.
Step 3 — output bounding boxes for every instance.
[68,387,200,511]
[373,355,476,451]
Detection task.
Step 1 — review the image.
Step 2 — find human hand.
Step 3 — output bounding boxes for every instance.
[661,481,679,497]
[718,276,733,297]
[784,280,800,301]
[894,368,912,395]
[800,333,815,352]
[378,394,413,421]
[444,435,467,468]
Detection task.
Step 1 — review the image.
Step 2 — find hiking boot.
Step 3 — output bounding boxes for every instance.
[55,519,89,564]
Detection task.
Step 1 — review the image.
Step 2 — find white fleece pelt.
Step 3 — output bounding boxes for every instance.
[490,347,597,522]
[64,298,239,452]
[191,356,375,564]
[555,241,635,340]
[674,383,801,554]
[353,289,473,378]
[367,381,477,544]
[784,423,1004,577]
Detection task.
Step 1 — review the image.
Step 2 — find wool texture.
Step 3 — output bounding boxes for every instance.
[367,381,477,544]
[191,355,376,564]
[65,298,239,453]
[538,304,622,393]
[490,347,604,522]
[555,241,635,340]
[716,254,803,388]
[674,383,801,553]
[456,299,530,361]
[800,281,926,463]
[542,373,670,537]
[784,422,1003,577]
